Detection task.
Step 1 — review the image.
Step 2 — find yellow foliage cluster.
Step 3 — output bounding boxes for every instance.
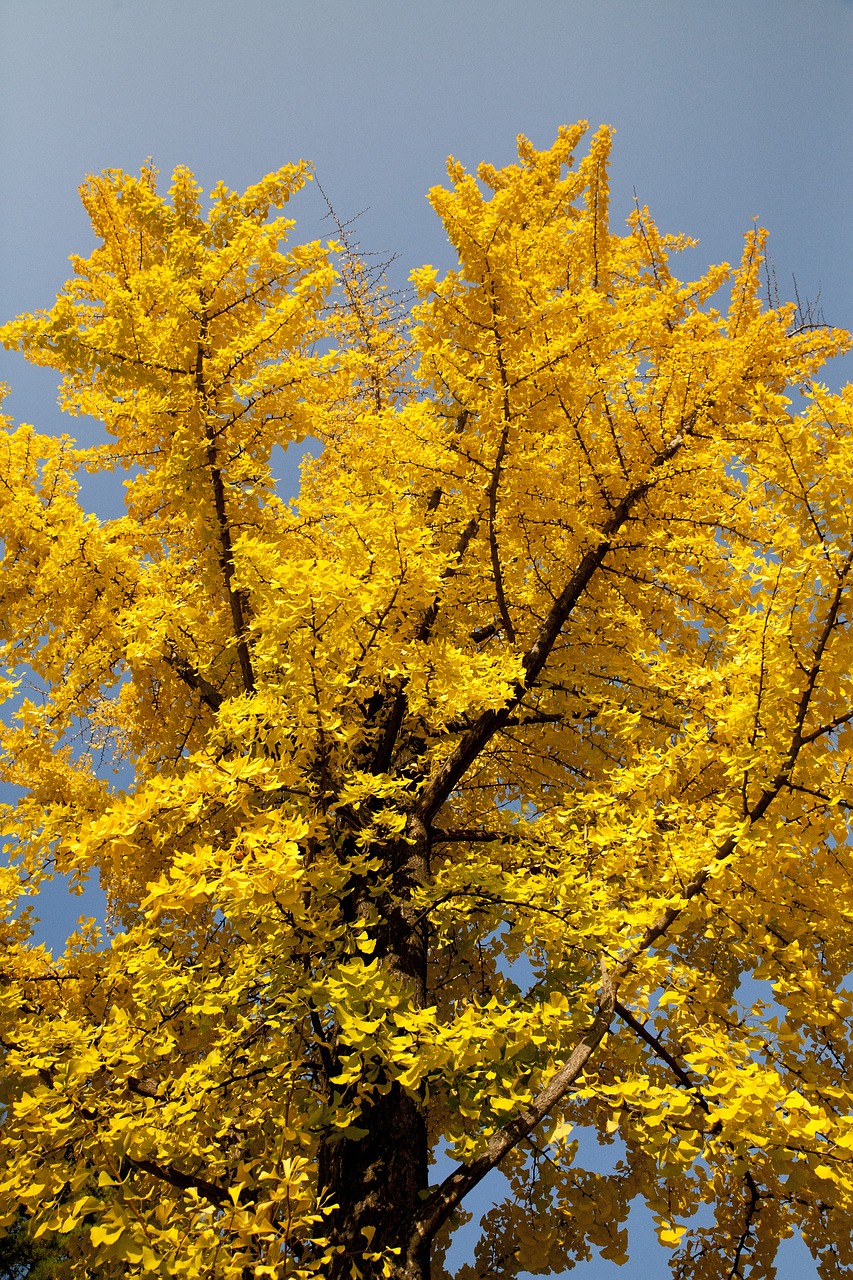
[0,125,852,1278]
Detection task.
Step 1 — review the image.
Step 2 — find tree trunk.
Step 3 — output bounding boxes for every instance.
[318,1084,430,1279]
[317,819,432,1278]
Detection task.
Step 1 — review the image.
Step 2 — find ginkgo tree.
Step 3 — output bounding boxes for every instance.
[1,123,852,1280]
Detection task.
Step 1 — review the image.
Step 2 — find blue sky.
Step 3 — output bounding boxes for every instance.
[0,2,851,1276]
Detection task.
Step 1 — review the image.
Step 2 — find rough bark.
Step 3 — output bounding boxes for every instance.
[317,818,432,1279]
[318,1085,430,1280]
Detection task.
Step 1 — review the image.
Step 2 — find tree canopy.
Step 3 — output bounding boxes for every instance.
[1,123,852,1280]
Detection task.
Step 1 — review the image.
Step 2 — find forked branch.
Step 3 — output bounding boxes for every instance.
[416,427,688,823]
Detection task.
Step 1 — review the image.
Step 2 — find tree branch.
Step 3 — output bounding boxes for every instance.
[195,319,256,695]
[430,828,507,844]
[727,1172,762,1279]
[425,409,469,514]
[127,1156,228,1208]
[416,428,688,823]
[617,562,853,973]
[407,969,616,1261]
[370,511,481,776]
[614,999,709,1111]
[486,294,516,644]
[163,646,224,712]
[487,419,515,643]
